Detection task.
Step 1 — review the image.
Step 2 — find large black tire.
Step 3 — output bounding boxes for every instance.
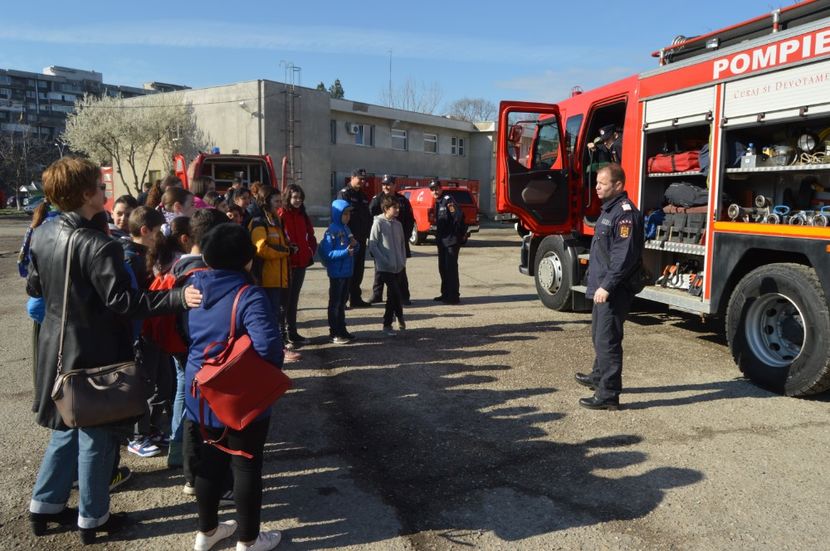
[534,236,574,311]
[410,226,427,246]
[726,263,830,396]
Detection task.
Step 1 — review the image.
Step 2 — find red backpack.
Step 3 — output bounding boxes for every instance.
[193,285,292,458]
[142,265,208,354]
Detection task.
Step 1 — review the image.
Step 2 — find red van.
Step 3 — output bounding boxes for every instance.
[402,182,480,245]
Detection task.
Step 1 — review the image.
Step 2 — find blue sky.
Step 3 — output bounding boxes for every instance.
[1,0,788,112]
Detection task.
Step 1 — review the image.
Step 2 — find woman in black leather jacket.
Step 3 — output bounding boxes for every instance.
[26,157,201,545]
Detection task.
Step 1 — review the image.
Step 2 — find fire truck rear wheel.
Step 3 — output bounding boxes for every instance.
[534,237,573,311]
[726,263,830,396]
[410,227,427,246]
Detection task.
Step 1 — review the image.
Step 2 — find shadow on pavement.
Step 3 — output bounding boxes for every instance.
[622,379,774,410]
[209,318,704,548]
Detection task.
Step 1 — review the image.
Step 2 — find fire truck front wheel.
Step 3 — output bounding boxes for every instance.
[534,237,573,311]
[726,263,830,396]
[410,227,428,246]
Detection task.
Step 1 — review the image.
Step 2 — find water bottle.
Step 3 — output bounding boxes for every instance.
[747,143,755,155]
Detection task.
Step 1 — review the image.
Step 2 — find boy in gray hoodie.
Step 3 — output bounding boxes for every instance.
[368,195,407,335]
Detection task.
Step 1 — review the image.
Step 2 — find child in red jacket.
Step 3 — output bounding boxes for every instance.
[278,184,317,345]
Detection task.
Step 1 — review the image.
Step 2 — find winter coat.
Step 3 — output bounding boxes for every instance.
[184,269,284,428]
[26,212,186,430]
[369,192,415,241]
[250,214,291,288]
[318,199,355,279]
[368,214,406,274]
[278,206,317,269]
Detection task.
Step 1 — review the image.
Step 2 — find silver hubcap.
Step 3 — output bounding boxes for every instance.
[538,253,563,295]
[745,293,804,368]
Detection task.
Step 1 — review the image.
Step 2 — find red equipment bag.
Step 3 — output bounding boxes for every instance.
[647,151,701,173]
[193,285,292,458]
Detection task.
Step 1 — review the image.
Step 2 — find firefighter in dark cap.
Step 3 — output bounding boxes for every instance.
[587,124,622,164]
[430,179,465,304]
[337,168,372,307]
[574,163,643,410]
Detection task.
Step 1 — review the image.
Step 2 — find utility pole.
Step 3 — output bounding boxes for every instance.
[388,49,393,107]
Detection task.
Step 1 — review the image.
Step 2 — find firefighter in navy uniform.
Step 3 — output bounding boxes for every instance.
[337,168,373,308]
[431,179,465,304]
[575,164,643,410]
[587,124,622,164]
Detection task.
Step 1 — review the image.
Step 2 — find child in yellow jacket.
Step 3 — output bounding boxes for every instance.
[250,188,301,362]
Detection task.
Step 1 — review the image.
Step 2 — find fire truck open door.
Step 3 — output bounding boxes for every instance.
[497,101,575,235]
[173,154,189,189]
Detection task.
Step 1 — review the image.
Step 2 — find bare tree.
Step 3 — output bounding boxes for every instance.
[63,93,209,196]
[0,126,56,209]
[379,78,443,114]
[447,97,497,122]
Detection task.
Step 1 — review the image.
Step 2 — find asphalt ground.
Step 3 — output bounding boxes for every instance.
[0,217,828,550]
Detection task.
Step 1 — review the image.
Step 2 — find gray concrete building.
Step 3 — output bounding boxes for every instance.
[119,80,496,217]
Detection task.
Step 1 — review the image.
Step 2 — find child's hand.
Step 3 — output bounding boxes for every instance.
[347,245,355,256]
[349,237,358,247]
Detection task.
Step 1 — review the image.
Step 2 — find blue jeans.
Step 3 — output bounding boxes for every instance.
[168,355,186,467]
[328,277,349,337]
[171,356,185,441]
[30,427,117,528]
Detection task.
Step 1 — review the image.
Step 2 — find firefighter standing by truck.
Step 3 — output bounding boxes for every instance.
[575,164,643,410]
[431,179,465,304]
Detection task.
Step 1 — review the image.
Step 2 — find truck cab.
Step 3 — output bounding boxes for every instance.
[174,152,279,192]
[403,182,480,245]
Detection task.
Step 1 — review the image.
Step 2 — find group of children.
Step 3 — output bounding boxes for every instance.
[19,171,410,549]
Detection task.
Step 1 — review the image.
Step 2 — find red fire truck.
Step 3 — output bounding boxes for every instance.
[173,151,279,192]
[497,0,830,396]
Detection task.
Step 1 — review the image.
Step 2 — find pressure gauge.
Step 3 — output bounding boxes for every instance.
[797,133,818,153]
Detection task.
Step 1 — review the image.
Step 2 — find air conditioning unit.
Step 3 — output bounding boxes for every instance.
[345,122,360,134]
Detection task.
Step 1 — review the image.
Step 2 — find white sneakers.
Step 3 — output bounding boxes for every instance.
[194,520,237,551]
[236,530,282,550]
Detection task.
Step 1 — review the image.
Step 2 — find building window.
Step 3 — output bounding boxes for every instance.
[391,128,407,150]
[424,133,438,154]
[330,119,337,144]
[451,136,465,156]
[355,124,374,147]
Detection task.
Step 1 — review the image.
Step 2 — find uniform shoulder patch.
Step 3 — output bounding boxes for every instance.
[617,217,633,238]
[621,202,632,211]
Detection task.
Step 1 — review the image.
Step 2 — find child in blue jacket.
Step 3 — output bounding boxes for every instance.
[185,223,284,551]
[318,199,357,343]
